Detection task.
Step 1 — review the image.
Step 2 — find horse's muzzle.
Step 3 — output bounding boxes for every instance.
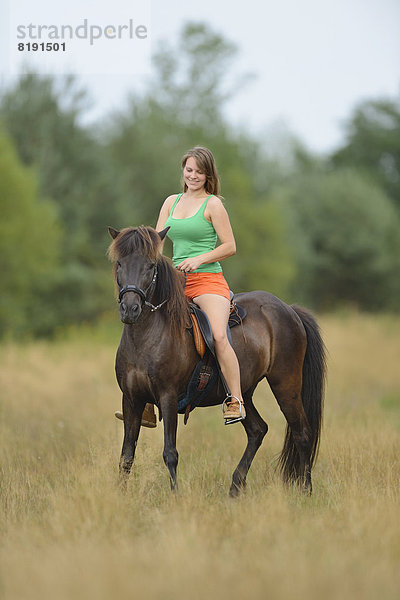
[120,301,141,324]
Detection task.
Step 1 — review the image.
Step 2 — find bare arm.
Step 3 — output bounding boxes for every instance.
[177,196,236,272]
[155,194,177,252]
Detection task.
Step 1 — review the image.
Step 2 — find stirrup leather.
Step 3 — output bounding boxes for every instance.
[222,394,245,425]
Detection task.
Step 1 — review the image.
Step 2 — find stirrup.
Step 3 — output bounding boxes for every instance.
[222,394,245,425]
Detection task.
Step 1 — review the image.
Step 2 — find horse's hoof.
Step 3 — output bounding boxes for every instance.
[229,481,245,498]
[118,475,128,493]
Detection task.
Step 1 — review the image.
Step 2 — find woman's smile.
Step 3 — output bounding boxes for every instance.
[183,156,207,188]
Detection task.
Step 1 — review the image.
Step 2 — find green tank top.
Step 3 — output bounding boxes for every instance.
[164,193,222,273]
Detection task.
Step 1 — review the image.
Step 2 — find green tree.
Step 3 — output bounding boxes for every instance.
[221,167,294,297]
[0,74,122,333]
[279,169,400,310]
[0,124,61,336]
[0,73,124,262]
[332,98,400,212]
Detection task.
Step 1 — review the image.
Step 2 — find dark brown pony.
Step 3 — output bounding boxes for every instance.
[108,225,326,496]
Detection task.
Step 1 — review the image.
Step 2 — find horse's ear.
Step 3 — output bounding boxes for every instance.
[108,227,120,239]
[157,226,170,241]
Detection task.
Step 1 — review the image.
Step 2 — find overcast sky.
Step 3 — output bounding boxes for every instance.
[2,0,400,153]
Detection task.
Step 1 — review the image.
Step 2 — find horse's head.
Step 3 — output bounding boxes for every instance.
[108,226,169,324]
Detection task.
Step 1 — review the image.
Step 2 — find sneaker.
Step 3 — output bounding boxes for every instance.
[114,403,157,428]
[222,395,246,424]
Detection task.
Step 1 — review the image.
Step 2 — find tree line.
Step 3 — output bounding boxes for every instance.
[1,22,399,338]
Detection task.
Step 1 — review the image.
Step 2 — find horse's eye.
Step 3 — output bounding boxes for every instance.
[116,261,121,268]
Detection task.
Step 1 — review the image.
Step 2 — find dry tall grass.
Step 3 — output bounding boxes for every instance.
[0,312,399,600]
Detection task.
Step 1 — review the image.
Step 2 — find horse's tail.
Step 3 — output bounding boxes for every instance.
[278,305,327,483]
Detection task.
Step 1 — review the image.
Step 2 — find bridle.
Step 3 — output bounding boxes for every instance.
[117,264,168,312]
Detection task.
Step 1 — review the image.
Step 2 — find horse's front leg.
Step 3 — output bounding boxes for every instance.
[160,393,179,491]
[119,393,144,487]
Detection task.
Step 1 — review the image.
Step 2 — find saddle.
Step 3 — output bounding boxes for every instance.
[178,294,247,423]
[189,295,246,358]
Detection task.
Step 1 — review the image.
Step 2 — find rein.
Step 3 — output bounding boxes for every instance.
[118,264,169,312]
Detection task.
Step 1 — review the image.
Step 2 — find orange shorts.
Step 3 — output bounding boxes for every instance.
[184,272,230,301]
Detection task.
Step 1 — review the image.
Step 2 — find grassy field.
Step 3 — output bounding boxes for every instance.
[0,312,399,600]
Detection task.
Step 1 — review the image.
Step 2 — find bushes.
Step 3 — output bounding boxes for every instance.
[0,125,61,336]
[279,169,400,310]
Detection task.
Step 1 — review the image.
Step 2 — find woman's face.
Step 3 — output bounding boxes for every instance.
[183,156,207,192]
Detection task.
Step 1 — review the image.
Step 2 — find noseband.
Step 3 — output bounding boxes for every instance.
[118,264,168,312]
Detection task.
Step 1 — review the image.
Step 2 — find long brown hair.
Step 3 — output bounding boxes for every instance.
[181,146,221,196]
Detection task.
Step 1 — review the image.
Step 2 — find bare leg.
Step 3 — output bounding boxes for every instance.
[193,294,244,417]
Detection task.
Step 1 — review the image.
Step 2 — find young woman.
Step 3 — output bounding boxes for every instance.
[155,146,245,424]
[115,146,245,427]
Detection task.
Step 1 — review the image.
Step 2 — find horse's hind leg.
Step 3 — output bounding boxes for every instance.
[230,388,268,498]
[160,393,179,491]
[119,393,144,487]
[269,378,312,492]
